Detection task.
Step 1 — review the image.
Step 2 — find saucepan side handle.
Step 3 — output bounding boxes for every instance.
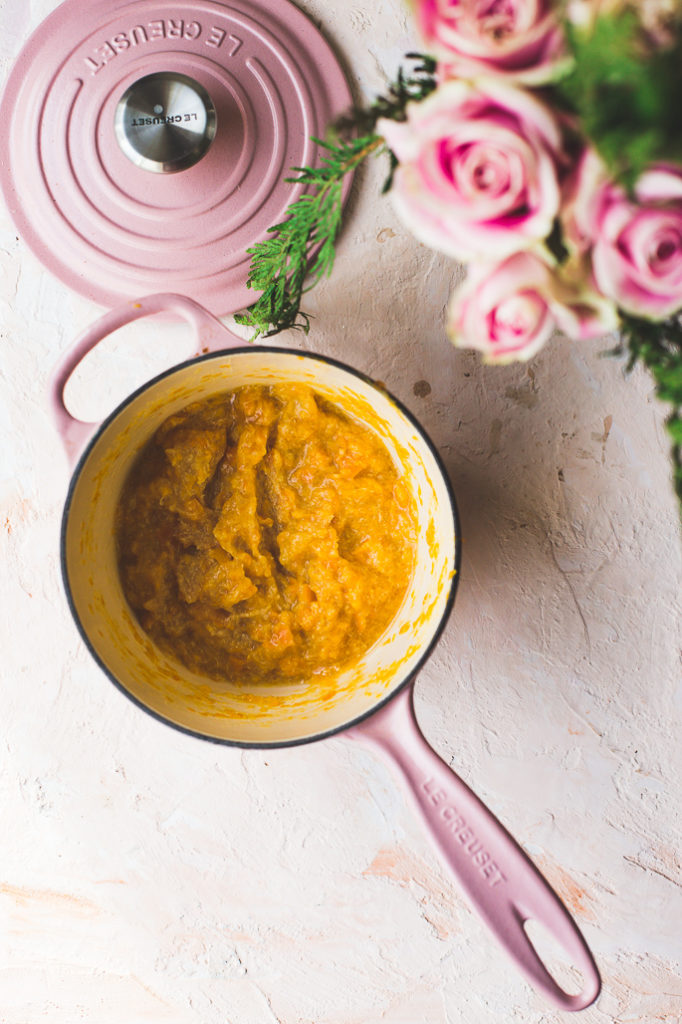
[49,293,240,466]
[348,684,601,1012]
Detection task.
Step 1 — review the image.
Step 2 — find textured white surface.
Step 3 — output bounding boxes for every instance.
[1,1,682,1021]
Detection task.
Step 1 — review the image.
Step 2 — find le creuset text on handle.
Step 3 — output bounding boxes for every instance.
[349,683,601,1012]
[49,292,240,465]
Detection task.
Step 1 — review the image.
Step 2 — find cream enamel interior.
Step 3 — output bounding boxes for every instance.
[63,350,457,745]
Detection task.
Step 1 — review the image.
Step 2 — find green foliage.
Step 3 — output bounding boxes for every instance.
[559,10,682,189]
[235,55,437,338]
[618,315,682,505]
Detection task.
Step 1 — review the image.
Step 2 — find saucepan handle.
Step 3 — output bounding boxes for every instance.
[49,293,241,465]
[348,683,601,1012]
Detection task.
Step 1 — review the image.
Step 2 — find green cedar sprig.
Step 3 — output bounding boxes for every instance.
[234,54,437,339]
[233,134,382,338]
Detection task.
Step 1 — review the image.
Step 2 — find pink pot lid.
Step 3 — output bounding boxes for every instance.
[0,0,354,315]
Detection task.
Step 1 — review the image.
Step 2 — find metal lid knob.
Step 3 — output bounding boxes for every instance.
[114,71,217,173]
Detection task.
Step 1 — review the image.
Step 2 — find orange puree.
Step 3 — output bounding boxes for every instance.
[116,384,417,683]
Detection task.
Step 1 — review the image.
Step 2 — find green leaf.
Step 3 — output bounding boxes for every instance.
[558,10,682,189]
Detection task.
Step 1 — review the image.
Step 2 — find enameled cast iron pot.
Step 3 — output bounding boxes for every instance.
[52,293,601,1011]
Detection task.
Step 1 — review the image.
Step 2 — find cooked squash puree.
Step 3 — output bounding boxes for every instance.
[116,384,417,683]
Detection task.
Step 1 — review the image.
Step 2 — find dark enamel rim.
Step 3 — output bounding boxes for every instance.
[60,345,462,749]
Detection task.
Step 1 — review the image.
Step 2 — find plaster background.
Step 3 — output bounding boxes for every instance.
[1,1,681,1021]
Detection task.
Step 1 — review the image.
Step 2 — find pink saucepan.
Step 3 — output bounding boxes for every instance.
[52,293,601,1011]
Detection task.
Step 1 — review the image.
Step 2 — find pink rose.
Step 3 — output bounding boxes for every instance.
[379,80,564,261]
[447,251,618,362]
[413,0,567,84]
[565,153,682,319]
